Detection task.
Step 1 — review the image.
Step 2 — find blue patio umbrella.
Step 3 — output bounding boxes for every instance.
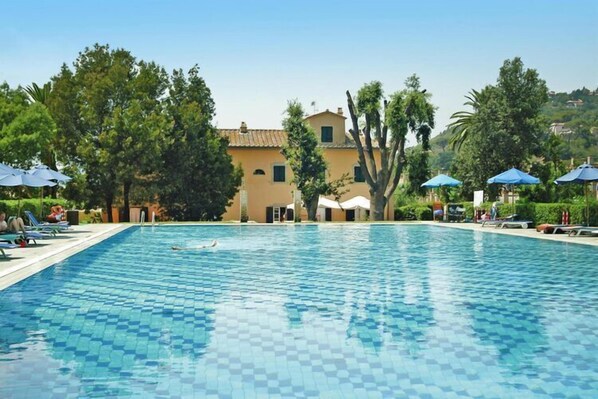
[0,162,20,175]
[421,174,462,188]
[555,163,598,225]
[28,164,72,183]
[28,165,72,218]
[421,174,462,220]
[487,168,540,185]
[487,167,540,205]
[0,173,57,217]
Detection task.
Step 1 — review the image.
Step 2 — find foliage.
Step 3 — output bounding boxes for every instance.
[0,198,70,219]
[0,102,56,168]
[395,203,433,221]
[346,75,435,220]
[157,66,243,221]
[451,58,549,199]
[477,201,597,225]
[426,85,597,184]
[281,100,350,221]
[448,89,481,150]
[405,147,430,197]
[24,82,52,105]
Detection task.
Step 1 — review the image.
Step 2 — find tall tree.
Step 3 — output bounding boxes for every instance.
[49,44,169,221]
[346,76,435,220]
[157,66,242,220]
[281,100,349,221]
[404,147,430,197]
[0,84,56,168]
[448,89,481,150]
[451,57,549,198]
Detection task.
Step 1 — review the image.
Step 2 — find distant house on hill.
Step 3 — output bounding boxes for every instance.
[566,99,584,108]
[549,123,573,135]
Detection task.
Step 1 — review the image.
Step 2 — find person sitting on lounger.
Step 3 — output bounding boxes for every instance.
[172,240,218,251]
[0,212,26,234]
[47,205,65,223]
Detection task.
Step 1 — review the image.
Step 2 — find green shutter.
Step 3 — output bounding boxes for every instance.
[354,166,365,182]
[321,126,333,142]
[273,165,285,182]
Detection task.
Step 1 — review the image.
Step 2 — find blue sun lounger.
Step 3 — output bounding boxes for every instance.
[0,243,18,259]
[24,211,70,233]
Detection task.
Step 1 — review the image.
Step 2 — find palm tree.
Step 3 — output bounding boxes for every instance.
[24,82,52,105]
[448,89,481,150]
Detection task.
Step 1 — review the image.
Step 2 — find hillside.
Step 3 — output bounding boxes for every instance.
[425,87,598,173]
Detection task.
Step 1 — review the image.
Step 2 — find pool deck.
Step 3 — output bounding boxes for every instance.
[422,220,598,247]
[0,221,596,291]
[0,223,130,291]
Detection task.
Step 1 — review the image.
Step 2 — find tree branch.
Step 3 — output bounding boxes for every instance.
[346,90,376,188]
[385,138,406,198]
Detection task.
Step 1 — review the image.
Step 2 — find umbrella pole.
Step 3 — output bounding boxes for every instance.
[40,187,43,220]
[586,183,590,226]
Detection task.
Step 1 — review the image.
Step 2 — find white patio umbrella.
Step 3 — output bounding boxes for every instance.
[286,196,342,209]
[340,196,370,210]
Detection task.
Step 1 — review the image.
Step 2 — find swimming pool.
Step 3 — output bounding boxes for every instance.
[0,224,596,398]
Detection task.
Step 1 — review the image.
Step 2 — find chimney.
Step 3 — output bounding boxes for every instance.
[337,107,343,116]
[240,121,248,134]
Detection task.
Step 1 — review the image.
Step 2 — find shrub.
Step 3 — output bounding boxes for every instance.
[0,199,70,220]
[534,203,567,224]
[414,206,432,221]
[397,205,417,221]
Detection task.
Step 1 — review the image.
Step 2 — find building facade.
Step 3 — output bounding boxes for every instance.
[219,108,393,222]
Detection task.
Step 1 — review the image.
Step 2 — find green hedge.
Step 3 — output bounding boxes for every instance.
[395,201,598,225]
[395,204,433,221]
[0,199,70,221]
[414,206,432,221]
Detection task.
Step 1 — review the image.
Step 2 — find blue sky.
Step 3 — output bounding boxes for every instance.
[2,0,597,138]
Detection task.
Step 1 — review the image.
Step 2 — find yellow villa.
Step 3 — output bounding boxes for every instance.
[219,107,394,223]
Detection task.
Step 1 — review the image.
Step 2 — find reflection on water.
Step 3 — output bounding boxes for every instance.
[0,225,597,398]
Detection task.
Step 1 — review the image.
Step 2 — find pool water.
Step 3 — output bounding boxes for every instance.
[0,225,597,398]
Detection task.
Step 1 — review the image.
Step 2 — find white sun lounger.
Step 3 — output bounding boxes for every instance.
[497,221,533,229]
[563,226,598,237]
[480,214,518,227]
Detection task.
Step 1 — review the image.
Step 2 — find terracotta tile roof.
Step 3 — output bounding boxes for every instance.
[220,129,368,149]
[220,129,287,148]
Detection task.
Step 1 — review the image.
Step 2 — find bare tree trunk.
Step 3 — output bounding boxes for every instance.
[105,196,114,223]
[307,197,319,221]
[371,190,387,221]
[121,181,131,223]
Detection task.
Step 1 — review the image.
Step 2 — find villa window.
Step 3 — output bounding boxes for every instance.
[321,126,333,143]
[253,169,265,175]
[354,165,365,182]
[273,165,285,182]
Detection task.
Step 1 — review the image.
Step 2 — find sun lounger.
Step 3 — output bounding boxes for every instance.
[536,224,582,234]
[0,233,39,245]
[497,220,533,229]
[480,214,518,227]
[0,243,18,258]
[562,226,598,237]
[24,211,70,233]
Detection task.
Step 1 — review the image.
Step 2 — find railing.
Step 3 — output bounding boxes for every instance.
[140,210,145,226]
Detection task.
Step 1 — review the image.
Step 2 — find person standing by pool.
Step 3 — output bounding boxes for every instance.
[491,202,498,220]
